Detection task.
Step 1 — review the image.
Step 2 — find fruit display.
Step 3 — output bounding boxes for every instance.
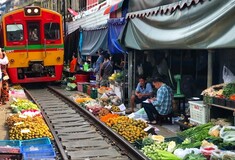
[97,86,112,94]
[7,114,53,140]
[108,72,124,83]
[98,108,110,117]
[111,105,120,112]
[105,116,148,143]
[11,98,39,113]
[99,95,122,106]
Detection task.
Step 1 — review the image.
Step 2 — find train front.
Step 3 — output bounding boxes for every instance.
[1,7,64,83]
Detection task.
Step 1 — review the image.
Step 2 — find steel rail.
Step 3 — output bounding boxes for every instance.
[24,88,69,160]
[47,86,148,160]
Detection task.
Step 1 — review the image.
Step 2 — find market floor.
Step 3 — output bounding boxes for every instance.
[0,101,11,140]
[0,91,180,140]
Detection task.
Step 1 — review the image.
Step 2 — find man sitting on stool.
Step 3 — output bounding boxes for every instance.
[142,77,173,124]
[127,75,153,113]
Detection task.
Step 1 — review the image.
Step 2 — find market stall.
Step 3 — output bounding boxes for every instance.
[71,83,235,160]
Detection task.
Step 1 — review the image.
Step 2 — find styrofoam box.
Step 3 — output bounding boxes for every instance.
[189,101,210,125]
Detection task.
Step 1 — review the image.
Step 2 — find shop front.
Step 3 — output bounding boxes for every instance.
[120,0,235,113]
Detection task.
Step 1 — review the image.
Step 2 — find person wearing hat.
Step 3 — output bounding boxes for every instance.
[94,49,104,87]
[142,77,173,124]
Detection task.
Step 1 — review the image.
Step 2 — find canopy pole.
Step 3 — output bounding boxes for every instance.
[207,50,214,87]
[128,51,134,107]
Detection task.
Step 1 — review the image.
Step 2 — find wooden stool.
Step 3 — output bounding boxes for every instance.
[156,112,173,126]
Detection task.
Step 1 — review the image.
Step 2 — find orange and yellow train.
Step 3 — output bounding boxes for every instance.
[0,6,64,83]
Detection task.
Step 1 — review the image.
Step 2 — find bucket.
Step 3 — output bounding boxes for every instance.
[75,74,89,82]
[91,88,98,99]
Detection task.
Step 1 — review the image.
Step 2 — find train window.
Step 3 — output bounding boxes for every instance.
[6,24,23,41]
[44,23,60,40]
[28,23,40,42]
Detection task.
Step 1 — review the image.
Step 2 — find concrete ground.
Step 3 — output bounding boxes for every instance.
[0,101,11,140]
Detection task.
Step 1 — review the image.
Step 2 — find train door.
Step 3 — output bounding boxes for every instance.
[27,22,40,44]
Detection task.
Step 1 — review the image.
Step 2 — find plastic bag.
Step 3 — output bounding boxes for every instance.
[223,66,235,83]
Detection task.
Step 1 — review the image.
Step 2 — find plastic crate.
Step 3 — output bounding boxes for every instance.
[0,140,20,148]
[20,144,53,153]
[0,147,20,153]
[23,150,56,160]
[77,82,90,92]
[20,137,51,147]
[0,153,22,160]
[189,101,210,125]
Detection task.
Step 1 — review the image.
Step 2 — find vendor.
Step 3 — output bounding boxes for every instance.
[69,53,77,73]
[142,77,173,125]
[127,75,153,114]
[100,51,113,87]
[94,49,104,87]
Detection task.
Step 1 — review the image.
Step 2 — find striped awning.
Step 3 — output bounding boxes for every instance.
[104,0,124,15]
[126,0,204,19]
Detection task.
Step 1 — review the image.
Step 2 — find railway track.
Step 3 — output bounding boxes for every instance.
[24,85,148,160]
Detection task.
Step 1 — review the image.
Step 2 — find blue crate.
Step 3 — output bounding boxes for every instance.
[20,144,54,153]
[0,140,20,148]
[23,150,56,160]
[20,137,51,147]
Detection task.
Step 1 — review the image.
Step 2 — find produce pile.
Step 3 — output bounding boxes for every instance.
[11,98,39,113]
[102,116,148,143]
[6,96,53,141]
[134,120,235,160]
[201,83,235,104]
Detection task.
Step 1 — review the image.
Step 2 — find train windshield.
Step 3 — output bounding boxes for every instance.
[28,22,40,43]
[44,23,60,40]
[6,24,23,41]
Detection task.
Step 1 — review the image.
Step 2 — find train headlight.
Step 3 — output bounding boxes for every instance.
[27,9,32,14]
[56,57,61,61]
[10,59,14,63]
[34,8,39,13]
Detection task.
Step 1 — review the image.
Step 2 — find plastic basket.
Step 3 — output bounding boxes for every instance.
[0,140,20,148]
[20,137,51,147]
[23,150,56,160]
[20,144,53,153]
[189,101,210,125]
[0,153,22,160]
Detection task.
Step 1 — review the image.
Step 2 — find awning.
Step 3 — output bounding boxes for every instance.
[81,26,108,56]
[126,0,203,19]
[104,0,124,15]
[120,0,235,50]
[108,18,126,54]
[68,8,78,16]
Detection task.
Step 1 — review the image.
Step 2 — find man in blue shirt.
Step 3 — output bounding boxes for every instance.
[143,77,173,124]
[128,76,153,113]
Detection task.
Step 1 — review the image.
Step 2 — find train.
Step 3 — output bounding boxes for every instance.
[0,6,64,83]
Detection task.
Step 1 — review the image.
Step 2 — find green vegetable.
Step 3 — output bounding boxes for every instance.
[150,149,181,160]
[177,123,213,142]
[142,137,154,146]
[183,153,206,160]
[176,141,201,149]
[223,83,235,98]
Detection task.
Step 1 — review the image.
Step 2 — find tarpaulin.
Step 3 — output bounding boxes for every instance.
[121,0,235,50]
[108,18,126,54]
[81,26,108,56]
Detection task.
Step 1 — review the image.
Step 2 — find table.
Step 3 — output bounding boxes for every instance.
[174,94,186,115]
[208,103,235,125]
